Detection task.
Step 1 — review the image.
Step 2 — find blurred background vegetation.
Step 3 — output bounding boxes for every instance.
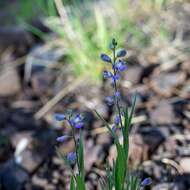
[0,1,190,189]
[0,0,187,80]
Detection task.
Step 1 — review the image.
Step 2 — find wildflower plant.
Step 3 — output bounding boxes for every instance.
[55,39,151,190]
[55,112,86,189]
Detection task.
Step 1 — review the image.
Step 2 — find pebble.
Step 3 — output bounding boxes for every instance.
[0,160,29,190]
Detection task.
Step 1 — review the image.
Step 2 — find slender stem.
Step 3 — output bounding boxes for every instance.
[112,46,123,129]
[69,119,80,176]
[112,43,126,190]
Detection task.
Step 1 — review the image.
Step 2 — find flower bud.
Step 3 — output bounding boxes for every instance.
[117,49,127,57]
[100,54,112,63]
[54,113,66,121]
[141,178,152,187]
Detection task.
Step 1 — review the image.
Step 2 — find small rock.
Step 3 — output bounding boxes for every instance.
[96,133,111,145]
[25,44,64,82]
[10,131,33,148]
[83,111,95,129]
[150,71,186,97]
[181,60,190,75]
[129,134,148,166]
[123,65,143,85]
[13,127,56,174]
[174,174,190,189]
[85,140,102,171]
[31,175,48,188]
[149,100,175,125]
[0,102,9,125]
[0,67,21,96]
[31,71,54,96]
[152,182,184,190]
[0,160,29,190]
[19,149,44,174]
[179,157,190,173]
[0,133,13,162]
[156,137,177,159]
[8,109,40,131]
[139,127,165,154]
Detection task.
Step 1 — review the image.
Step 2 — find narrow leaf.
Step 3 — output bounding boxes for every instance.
[128,93,137,127]
[70,176,75,190]
[114,143,126,190]
[76,175,86,190]
[78,130,85,180]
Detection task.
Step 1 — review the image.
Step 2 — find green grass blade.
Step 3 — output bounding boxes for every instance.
[47,0,57,16]
[70,176,75,190]
[94,110,117,140]
[114,143,126,190]
[78,130,85,180]
[76,175,86,190]
[128,93,137,127]
[105,162,114,190]
[94,7,109,51]
[123,106,129,159]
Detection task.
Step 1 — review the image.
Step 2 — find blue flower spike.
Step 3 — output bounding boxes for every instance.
[111,74,120,84]
[54,113,66,121]
[67,152,77,164]
[117,49,127,58]
[103,71,113,79]
[56,135,69,142]
[112,126,117,132]
[114,90,121,98]
[100,53,112,63]
[114,115,120,126]
[115,60,127,72]
[70,114,84,129]
[105,96,114,106]
[141,178,152,187]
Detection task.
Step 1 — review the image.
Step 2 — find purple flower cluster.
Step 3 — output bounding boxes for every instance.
[101,49,127,85]
[67,152,77,164]
[100,39,127,131]
[56,135,69,142]
[105,91,120,106]
[55,113,84,130]
[55,112,84,163]
[140,177,152,187]
[69,114,84,129]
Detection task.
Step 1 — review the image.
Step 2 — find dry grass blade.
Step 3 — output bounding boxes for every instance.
[34,77,86,120]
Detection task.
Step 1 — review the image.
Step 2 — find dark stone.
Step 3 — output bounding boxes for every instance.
[33,127,56,158]
[8,109,39,131]
[139,127,165,154]
[0,102,9,126]
[0,160,29,190]
[174,173,190,189]
[0,133,13,162]
[83,111,95,130]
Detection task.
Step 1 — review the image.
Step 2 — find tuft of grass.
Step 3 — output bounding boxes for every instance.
[4,0,171,80]
[45,0,151,80]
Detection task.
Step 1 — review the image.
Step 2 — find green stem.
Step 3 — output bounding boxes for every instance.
[70,122,80,176]
[112,45,123,129]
